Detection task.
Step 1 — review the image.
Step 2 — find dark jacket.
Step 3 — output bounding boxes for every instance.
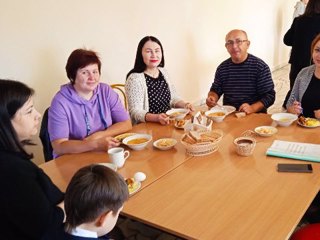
[284,14,320,68]
[0,150,64,240]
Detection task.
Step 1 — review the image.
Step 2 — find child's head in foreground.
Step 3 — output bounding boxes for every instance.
[64,164,129,236]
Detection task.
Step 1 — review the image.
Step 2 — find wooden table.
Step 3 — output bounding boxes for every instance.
[40,121,191,192]
[122,113,320,240]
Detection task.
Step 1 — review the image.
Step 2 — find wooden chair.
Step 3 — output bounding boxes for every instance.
[111,84,128,110]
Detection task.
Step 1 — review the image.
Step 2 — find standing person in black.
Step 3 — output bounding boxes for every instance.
[283,0,320,108]
[0,79,65,239]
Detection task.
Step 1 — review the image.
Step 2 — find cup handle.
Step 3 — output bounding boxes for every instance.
[124,151,130,160]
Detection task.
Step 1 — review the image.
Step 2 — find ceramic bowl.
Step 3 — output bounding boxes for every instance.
[122,134,152,150]
[166,108,189,120]
[205,109,227,122]
[271,113,298,127]
[234,137,256,156]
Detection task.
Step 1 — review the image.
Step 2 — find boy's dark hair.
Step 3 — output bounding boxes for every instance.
[0,79,34,159]
[126,36,165,79]
[65,48,101,84]
[64,164,129,232]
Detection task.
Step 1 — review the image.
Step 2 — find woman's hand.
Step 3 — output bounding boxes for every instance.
[96,137,120,150]
[314,109,320,119]
[287,101,303,115]
[158,113,170,125]
[184,102,195,112]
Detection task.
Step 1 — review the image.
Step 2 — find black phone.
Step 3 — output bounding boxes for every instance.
[277,163,313,173]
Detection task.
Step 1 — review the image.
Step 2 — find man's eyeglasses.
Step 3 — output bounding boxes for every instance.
[225,39,248,47]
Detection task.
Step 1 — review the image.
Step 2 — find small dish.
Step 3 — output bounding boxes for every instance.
[97,163,117,171]
[115,132,137,142]
[122,134,152,150]
[125,178,141,195]
[254,126,278,137]
[271,113,298,127]
[153,138,177,150]
[166,108,189,120]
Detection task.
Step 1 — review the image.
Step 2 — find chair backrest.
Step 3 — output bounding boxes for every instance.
[110,84,128,110]
[39,108,53,161]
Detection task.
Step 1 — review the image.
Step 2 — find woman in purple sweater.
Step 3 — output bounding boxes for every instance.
[49,49,132,158]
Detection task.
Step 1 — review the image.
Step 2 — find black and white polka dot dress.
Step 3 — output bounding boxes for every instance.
[145,72,171,114]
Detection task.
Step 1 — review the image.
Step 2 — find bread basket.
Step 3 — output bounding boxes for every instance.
[180,129,223,156]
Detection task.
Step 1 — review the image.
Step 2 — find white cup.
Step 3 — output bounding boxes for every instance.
[108,147,130,168]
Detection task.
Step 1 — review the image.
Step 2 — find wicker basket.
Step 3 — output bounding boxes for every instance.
[181,129,223,156]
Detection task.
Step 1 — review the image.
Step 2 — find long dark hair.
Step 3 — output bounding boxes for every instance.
[303,0,320,17]
[126,36,165,79]
[0,79,34,158]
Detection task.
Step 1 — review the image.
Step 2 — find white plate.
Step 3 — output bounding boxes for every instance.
[254,126,278,137]
[125,178,141,195]
[97,163,117,171]
[153,138,177,150]
[297,118,320,128]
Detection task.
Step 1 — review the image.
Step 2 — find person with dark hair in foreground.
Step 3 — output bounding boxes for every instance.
[63,164,129,239]
[0,79,65,239]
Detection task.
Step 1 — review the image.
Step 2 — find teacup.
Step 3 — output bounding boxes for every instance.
[234,137,256,157]
[108,147,130,168]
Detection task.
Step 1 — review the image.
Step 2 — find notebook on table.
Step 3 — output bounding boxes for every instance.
[266,140,320,162]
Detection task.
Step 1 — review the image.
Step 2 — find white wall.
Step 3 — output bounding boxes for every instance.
[0,0,294,164]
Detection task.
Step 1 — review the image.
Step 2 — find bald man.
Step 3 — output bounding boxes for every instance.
[206,29,275,114]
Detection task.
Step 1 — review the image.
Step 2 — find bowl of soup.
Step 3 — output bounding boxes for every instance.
[271,113,298,127]
[205,109,227,122]
[122,134,152,150]
[166,108,189,120]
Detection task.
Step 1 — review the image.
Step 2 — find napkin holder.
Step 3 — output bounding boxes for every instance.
[184,111,212,132]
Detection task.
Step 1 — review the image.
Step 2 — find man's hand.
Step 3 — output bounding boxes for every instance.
[239,103,255,114]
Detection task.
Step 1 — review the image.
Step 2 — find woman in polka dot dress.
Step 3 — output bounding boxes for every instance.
[125,36,194,125]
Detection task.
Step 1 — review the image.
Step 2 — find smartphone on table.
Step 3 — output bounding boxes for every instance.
[277,163,313,173]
